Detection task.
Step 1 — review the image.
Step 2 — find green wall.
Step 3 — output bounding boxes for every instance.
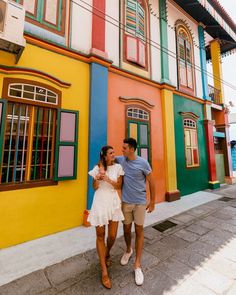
[174,95,209,196]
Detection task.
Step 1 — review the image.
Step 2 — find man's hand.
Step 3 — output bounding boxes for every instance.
[146,201,155,213]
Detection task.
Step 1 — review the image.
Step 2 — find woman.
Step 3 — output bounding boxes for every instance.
[88,146,124,289]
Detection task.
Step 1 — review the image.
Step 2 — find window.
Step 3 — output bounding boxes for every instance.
[0,79,78,189]
[15,0,66,35]
[177,26,194,92]
[125,0,147,68]
[183,118,199,167]
[127,107,150,161]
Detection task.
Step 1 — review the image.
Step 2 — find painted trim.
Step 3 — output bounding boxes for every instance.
[119,96,154,108]
[91,0,106,53]
[204,120,218,182]
[161,89,179,198]
[198,25,210,100]
[159,0,170,83]
[210,40,224,103]
[87,63,108,210]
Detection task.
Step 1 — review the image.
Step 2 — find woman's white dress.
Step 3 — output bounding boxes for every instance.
[88,164,124,226]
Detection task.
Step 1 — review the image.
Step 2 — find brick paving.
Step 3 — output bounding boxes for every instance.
[1,184,236,295]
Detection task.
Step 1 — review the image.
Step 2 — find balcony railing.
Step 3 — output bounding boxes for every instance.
[208,85,221,105]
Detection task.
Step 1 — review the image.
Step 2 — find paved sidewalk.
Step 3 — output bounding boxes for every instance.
[0,184,236,295]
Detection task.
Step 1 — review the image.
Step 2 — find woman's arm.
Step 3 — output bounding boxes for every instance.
[92,178,100,190]
[104,175,123,190]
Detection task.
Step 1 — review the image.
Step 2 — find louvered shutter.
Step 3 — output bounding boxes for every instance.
[178,36,187,86]
[186,41,193,88]
[137,3,145,39]
[126,0,137,35]
[54,109,79,181]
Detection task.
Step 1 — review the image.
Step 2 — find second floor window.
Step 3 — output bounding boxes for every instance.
[177,26,194,93]
[125,0,147,68]
[15,0,66,35]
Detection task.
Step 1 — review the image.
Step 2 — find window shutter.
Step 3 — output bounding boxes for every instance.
[0,99,7,168]
[126,35,138,63]
[137,3,145,39]
[54,109,79,181]
[126,0,137,35]
[178,37,187,86]
[138,39,146,67]
[186,41,193,88]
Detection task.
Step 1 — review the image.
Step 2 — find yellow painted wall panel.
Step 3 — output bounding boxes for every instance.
[0,44,90,248]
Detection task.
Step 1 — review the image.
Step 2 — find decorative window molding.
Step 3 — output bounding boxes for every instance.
[15,0,67,36]
[8,83,58,105]
[127,107,149,120]
[124,0,148,69]
[176,21,195,95]
[2,78,61,108]
[183,118,196,128]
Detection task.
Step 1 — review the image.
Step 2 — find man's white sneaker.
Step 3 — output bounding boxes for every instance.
[134,267,144,286]
[120,248,133,265]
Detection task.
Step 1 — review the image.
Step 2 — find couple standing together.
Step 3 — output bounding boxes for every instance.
[88,138,156,289]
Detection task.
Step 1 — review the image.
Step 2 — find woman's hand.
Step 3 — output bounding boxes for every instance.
[104,175,123,190]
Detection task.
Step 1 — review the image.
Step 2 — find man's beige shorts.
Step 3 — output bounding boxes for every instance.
[122,203,146,226]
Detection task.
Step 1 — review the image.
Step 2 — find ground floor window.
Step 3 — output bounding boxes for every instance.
[0,78,79,189]
[1,102,56,184]
[183,118,199,168]
[127,107,150,161]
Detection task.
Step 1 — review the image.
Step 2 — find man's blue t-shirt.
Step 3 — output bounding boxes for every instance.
[116,156,152,204]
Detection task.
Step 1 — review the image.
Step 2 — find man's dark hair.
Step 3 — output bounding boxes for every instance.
[123,138,137,151]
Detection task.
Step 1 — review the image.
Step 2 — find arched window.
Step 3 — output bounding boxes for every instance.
[176,25,194,92]
[127,107,149,120]
[126,106,150,161]
[124,0,147,68]
[0,78,78,189]
[183,117,199,167]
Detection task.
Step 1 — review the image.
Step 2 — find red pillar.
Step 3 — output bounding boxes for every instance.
[91,0,108,58]
[204,120,220,189]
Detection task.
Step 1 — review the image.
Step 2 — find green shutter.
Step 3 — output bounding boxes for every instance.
[0,99,7,168]
[126,0,138,34]
[54,109,79,181]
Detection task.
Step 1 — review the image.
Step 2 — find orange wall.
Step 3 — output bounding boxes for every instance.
[107,72,166,203]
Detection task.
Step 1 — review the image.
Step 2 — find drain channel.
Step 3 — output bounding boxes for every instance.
[152,220,177,232]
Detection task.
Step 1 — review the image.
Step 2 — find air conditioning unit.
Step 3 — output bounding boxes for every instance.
[0,0,26,62]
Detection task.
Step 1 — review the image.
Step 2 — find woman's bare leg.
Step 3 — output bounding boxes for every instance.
[106,221,119,259]
[96,226,107,275]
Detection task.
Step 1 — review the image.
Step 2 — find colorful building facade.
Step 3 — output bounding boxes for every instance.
[0,0,235,248]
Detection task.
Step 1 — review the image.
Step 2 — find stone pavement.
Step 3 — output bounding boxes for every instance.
[1,184,236,295]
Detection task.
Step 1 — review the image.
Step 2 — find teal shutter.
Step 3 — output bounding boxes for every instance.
[54,109,79,181]
[0,99,7,168]
[126,0,138,35]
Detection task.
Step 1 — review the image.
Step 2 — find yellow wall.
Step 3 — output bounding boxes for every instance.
[0,44,90,248]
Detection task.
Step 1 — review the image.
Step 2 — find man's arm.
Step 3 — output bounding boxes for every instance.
[146,172,156,213]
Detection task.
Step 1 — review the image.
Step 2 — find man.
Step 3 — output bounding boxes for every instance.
[116,138,155,286]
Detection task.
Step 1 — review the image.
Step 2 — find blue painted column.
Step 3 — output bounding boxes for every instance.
[198,25,210,100]
[87,63,108,211]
